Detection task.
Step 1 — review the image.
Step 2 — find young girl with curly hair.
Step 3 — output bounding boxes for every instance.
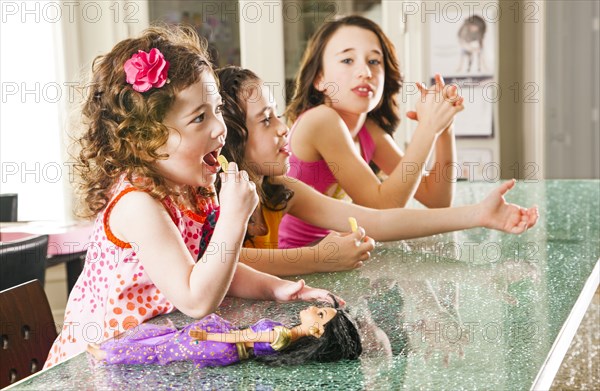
[44,26,335,368]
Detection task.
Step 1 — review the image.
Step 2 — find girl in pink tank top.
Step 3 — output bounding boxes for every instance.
[279,16,467,247]
[45,26,338,369]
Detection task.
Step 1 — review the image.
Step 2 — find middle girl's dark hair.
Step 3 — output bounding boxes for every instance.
[215,66,294,212]
[257,295,362,366]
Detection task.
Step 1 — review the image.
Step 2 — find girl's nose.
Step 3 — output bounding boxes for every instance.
[277,123,289,138]
[212,119,226,140]
[357,63,372,79]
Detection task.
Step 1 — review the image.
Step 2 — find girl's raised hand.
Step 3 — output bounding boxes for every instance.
[218,161,258,221]
[273,279,346,306]
[411,74,464,137]
[314,229,374,272]
[477,179,539,234]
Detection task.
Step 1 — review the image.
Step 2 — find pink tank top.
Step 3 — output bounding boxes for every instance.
[44,179,219,368]
[279,115,376,248]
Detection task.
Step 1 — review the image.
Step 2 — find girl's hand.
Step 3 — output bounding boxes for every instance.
[272,279,346,306]
[477,179,539,234]
[87,344,107,360]
[411,74,464,137]
[314,228,375,272]
[218,162,258,220]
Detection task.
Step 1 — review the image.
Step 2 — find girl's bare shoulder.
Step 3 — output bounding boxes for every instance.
[296,105,347,136]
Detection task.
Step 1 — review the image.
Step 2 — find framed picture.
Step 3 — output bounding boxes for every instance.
[429,7,497,137]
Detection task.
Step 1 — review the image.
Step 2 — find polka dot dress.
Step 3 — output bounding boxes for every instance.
[44,182,219,368]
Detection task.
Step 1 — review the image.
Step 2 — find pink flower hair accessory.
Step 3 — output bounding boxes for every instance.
[124,48,170,92]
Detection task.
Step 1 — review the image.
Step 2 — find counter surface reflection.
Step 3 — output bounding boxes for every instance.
[8,180,599,390]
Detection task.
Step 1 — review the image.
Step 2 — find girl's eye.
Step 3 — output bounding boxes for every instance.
[193,113,205,123]
[216,104,225,114]
[341,58,353,64]
[369,59,382,65]
[318,311,323,319]
[262,116,271,126]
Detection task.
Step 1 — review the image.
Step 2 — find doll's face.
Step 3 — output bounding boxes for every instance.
[299,306,337,338]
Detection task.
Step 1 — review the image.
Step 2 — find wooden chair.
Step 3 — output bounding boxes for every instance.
[0,193,18,222]
[0,235,48,291]
[0,280,58,388]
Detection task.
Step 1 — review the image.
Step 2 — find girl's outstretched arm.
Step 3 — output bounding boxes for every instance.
[227,263,342,305]
[110,163,258,319]
[280,176,538,241]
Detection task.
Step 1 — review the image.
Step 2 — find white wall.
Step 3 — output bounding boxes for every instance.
[239,0,286,115]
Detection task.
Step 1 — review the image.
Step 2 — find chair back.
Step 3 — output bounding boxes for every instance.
[0,194,18,222]
[0,280,58,388]
[0,235,49,291]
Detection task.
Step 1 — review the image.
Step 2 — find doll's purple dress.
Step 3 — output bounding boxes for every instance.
[99,314,283,367]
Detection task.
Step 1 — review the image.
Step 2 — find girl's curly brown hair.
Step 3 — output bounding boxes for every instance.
[285,15,403,136]
[75,25,213,218]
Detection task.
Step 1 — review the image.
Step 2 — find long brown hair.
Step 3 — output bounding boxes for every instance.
[285,15,403,135]
[75,25,213,217]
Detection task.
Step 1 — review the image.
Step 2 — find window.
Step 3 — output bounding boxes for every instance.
[1,8,67,220]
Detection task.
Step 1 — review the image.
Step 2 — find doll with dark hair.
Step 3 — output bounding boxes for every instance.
[87,296,361,367]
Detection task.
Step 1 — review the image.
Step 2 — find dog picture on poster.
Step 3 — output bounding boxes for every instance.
[429,7,497,137]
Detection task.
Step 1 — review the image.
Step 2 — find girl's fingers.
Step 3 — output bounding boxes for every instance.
[416,82,428,100]
[444,85,460,103]
[434,74,445,92]
[226,161,238,174]
[527,206,540,228]
[500,179,517,195]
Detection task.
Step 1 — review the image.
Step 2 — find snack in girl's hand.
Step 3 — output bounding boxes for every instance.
[349,217,358,233]
[217,155,229,171]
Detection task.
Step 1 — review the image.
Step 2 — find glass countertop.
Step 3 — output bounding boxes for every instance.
[8,180,599,390]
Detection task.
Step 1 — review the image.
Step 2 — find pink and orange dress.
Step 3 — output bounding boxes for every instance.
[44,180,219,368]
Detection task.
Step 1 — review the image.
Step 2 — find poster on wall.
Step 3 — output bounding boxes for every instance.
[428,6,497,137]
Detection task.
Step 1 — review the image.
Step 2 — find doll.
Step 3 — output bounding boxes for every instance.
[87,297,361,367]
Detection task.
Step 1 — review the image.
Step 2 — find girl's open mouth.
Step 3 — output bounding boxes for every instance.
[203,149,220,173]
